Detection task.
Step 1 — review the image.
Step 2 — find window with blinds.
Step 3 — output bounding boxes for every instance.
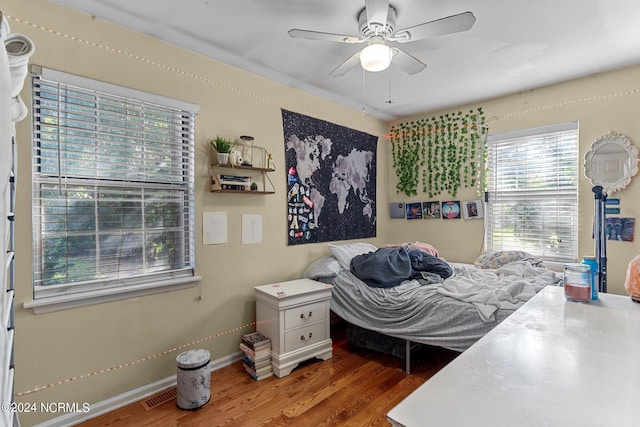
[485,122,578,262]
[31,68,197,300]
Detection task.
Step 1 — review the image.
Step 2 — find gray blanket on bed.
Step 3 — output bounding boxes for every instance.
[329,262,561,352]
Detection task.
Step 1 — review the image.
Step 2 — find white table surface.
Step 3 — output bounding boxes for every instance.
[387,286,640,427]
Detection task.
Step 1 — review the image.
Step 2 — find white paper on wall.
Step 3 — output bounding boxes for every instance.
[203,211,227,245]
[242,214,262,244]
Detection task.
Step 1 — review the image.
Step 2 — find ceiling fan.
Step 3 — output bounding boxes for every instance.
[288,0,476,77]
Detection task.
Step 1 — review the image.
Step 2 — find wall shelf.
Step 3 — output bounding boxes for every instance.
[210,163,276,194]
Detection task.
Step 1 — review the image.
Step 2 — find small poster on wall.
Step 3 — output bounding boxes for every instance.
[442,201,461,219]
[406,202,423,220]
[203,211,227,245]
[462,200,484,220]
[422,201,441,219]
[605,217,635,241]
[242,214,263,244]
[389,202,405,218]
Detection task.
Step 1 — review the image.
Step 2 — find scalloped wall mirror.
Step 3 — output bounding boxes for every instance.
[584,131,639,194]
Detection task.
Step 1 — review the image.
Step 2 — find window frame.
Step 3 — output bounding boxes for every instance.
[485,122,579,263]
[26,67,200,314]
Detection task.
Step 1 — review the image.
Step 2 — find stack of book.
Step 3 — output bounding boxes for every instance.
[240,331,273,381]
[219,174,251,191]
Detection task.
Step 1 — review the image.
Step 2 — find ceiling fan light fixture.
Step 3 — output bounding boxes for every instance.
[360,42,392,72]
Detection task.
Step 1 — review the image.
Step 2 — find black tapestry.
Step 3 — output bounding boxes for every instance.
[282,109,377,245]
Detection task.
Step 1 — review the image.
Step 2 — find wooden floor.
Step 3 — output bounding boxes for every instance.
[77,323,458,426]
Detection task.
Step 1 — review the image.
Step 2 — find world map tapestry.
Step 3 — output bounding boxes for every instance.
[282,109,377,245]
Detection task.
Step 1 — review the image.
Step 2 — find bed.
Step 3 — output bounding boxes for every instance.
[302,242,562,372]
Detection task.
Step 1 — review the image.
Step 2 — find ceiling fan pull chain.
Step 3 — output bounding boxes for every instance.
[362,67,367,115]
[387,67,393,104]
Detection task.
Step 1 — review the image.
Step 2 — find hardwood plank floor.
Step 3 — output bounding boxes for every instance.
[77,323,458,426]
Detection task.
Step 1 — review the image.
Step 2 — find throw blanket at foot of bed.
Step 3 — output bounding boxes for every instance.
[439,262,561,322]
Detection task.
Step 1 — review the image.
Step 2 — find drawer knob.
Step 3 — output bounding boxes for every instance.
[300,311,313,319]
[300,332,313,341]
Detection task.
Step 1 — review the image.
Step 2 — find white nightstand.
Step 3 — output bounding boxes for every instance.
[255,279,333,378]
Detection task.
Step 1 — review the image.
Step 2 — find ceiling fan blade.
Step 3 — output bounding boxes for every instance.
[288,29,363,44]
[365,0,389,29]
[392,48,426,75]
[394,11,476,43]
[329,52,361,77]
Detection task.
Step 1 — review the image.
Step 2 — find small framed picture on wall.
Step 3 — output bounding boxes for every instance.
[406,202,423,220]
[462,200,484,220]
[605,217,634,241]
[389,202,405,218]
[422,201,441,219]
[442,201,461,219]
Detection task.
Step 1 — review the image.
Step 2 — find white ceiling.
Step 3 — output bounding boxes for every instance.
[50,0,640,120]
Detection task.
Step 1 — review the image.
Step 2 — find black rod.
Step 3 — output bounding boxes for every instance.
[593,186,607,293]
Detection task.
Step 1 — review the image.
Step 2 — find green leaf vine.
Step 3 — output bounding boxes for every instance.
[390,107,487,198]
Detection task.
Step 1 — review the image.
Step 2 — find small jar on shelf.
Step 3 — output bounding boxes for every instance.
[240,135,254,167]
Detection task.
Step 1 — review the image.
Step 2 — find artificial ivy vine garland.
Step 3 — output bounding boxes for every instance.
[390,107,487,197]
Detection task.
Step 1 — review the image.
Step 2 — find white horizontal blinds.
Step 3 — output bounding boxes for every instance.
[486,122,578,262]
[32,70,196,297]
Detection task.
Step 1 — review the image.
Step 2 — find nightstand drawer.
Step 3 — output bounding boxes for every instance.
[284,322,326,353]
[283,301,326,330]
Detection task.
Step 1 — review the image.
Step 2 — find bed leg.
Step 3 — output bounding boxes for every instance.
[405,340,411,374]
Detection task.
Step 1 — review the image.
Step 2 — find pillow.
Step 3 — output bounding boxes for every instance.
[301,256,343,279]
[328,242,378,270]
[474,251,545,269]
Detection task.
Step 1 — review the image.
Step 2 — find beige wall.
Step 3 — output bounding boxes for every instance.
[7,0,640,424]
[7,1,388,424]
[387,66,640,295]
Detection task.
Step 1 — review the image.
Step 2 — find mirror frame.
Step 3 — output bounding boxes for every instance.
[584,131,639,194]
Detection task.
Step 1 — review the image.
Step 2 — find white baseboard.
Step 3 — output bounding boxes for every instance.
[32,351,242,427]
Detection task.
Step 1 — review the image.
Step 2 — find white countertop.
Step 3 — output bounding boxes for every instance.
[387,286,640,427]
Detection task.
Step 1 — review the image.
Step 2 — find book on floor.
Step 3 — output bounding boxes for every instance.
[239,343,271,360]
[240,331,273,381]
[242,331,271,349]
[242,371,273,381]
[242,355,271,371]
[243,361,272,376]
